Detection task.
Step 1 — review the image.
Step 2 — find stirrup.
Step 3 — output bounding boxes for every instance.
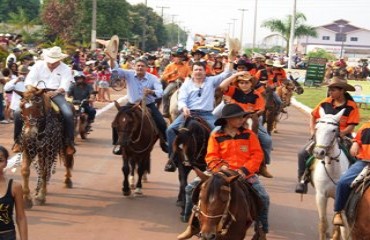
[295,182,308,194]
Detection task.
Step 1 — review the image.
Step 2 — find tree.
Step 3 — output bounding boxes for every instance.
[262,12,317,54]
[0,0,40,23]
[307,48,336,61]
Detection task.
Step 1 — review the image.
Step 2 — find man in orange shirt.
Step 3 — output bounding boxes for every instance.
[178,103,270,239]
[161,50,191,118]
[333,121,370,226]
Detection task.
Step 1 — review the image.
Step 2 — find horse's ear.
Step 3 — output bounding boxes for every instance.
[333,108,346,122]
[226,175,239,184]
[319,107,326,118]
[114,101,121,111]
[194,167,210,182]
[173,129,180,135]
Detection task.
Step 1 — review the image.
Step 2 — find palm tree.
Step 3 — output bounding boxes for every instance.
[262,12,317,54]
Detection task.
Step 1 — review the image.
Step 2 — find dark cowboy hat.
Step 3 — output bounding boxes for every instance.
[214,103,249,126]
[233,59,248,70]
[147,54,157,60]
[328,77,355,92]
[191,48,206,58]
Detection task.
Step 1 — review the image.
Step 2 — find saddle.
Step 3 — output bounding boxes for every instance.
[345,164,370,225]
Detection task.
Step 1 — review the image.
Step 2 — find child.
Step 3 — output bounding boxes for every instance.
[0,145,28,240]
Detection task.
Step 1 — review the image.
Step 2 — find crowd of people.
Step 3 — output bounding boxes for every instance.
[0,33,369,240]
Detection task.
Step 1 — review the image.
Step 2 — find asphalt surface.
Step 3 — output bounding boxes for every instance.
[0,102,336,240]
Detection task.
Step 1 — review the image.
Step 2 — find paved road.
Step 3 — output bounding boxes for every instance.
[0,102,336,240]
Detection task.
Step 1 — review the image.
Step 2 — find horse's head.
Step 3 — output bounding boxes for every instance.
[172,117,209,168]
[20,87,50,128]
[313,108,344,159]
[281,81,295,106]
[114,106,141,147]
[196,170,239,240]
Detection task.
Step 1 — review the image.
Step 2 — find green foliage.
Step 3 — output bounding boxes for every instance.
[0,0,40,23]
[0,48,8,66]
[307,48,336,61]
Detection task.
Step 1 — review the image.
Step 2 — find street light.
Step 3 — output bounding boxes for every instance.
[338,24,346,59]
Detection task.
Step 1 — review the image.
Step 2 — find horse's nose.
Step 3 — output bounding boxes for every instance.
[201,232,216,240]
[313,148,326,159]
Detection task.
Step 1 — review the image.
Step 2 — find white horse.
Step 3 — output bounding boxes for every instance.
[169,88,180,123]
[311,108,350,240]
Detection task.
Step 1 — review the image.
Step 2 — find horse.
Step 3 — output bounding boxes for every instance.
[193,169,259,240]
[310,108,350,240]
[263,86,280,135]
[349,187,370,239]
[19,87,74,208]
[171,116,211,218]
[112,101,158,196]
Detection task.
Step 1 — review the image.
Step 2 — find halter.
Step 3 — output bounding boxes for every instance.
[194,173,237,236]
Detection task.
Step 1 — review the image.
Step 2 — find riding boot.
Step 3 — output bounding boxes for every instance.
[252,227,267,240]
[295,174,308,194]
[158,133,169,153]
[177,212,200,240]
[333,212,344,226]
[258,163,273,178]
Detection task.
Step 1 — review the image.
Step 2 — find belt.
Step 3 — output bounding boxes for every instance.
[0,229,15,234]
[190,110,212,113]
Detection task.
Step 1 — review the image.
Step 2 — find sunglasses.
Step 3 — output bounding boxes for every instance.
[198,87,202,97]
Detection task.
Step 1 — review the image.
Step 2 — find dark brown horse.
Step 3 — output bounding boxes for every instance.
[171,116,211,218]
[263,86,280,135]
[112,102,158,196]
[19,87,74,208]
[194,169,259,240]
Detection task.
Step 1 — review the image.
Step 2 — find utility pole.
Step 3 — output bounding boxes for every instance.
[156,6,170,19]
[287,0,296,69]
[252,0,258,49]
[141,0,148,51]
[238,9,248,47]
[177,21,182,44]
[231,18,237,38]
[171,14,178,46]
[227,22,232,36]
[91,0,97,51]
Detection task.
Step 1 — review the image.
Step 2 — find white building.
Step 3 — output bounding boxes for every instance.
[299,19,370,58]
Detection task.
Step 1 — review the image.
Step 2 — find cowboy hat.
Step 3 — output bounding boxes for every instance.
[18,65,30,74]
[328,77,355,91]
[191,49,206,58]
[214,103,249,126]
[42,46,68,63]
[105,35,120,59]
[233,72,253,83]
[272,61,285,68]
[265,59,274,66]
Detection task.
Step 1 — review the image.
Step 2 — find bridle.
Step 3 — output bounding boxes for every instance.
[194,172,237,236]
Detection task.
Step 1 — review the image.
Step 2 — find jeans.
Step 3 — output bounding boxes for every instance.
[0,229,16,240]
[162,82,178,115]
[84,105,96,121]
[258,117,272,164]
[272,91,282,109]
[166,111,216,158]
[334,160,367,212]
[146,102,167,141]
[184,177,201,218]
[52,95,75,144]
[0,93,4,121]
[249,175,270,233]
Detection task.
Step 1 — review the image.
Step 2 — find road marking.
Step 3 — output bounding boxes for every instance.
[96,95,128,116]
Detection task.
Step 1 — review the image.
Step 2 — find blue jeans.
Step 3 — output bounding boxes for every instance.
[52,95,75,144]
[184,177,201,218]
[166,110,215,158]
[272,91,282,109]
[249,175,270,233]
[334,160,368,212]
[84,105,96,121]
[0,229,16,240]
[258,117,272,164]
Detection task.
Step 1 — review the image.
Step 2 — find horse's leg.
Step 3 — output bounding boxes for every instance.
[64,154,73,188]
[135,156,146,196]
[315,193,329,240]
[34,171,47,206]
[129,158,135,189]
[177,164,190,217]
[21,153,33,209]
[122,155,131,196]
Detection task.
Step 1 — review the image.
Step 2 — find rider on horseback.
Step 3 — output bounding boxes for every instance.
[178,103,270,240]
[164,50,236,172]
[333,122,370,226]
[295,78,359,194]
[12,46,76,155]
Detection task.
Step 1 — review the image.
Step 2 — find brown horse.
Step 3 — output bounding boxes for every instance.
[350,188,370,239]
[263,86,280,135]
[194,169,260,240]
[112,102,158,196]
[19,87,74,208]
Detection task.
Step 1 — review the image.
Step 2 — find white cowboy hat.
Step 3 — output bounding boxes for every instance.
[42,46,68,63]
[272,61,285,68]
[105,35,120,59]
[85,60,96,66]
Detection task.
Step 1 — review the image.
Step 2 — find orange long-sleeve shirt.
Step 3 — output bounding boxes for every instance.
[161,62,191,83]
[224,86,265,113]
[206,127,263,178]
[311,97,360,131]
[354,122,370,160]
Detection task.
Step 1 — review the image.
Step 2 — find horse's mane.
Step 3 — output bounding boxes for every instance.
[206,174,225,202]
[22,88,52,113]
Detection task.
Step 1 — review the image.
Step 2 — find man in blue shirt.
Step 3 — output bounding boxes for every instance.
[108,57,168,155]
[164,58,235,172]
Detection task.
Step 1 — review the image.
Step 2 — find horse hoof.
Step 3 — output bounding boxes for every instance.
[33,197,46,206]
[134,188,143,196]
[64,179,73,188]
[23,198,33,209]
[122,190,131,196]
[176,200,184,207]
[273,129,278,133]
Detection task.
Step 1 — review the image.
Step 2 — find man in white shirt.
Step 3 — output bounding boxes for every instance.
[12,46,75,155]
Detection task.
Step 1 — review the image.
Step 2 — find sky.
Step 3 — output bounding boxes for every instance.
[126,0,370,47]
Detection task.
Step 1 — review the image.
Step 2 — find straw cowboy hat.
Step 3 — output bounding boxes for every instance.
[265,59,274,66]
[272,61,285,68]
[96,35,119,59]
[214,103,250,126]
[328,77,355,91]
[42,46,68,63]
